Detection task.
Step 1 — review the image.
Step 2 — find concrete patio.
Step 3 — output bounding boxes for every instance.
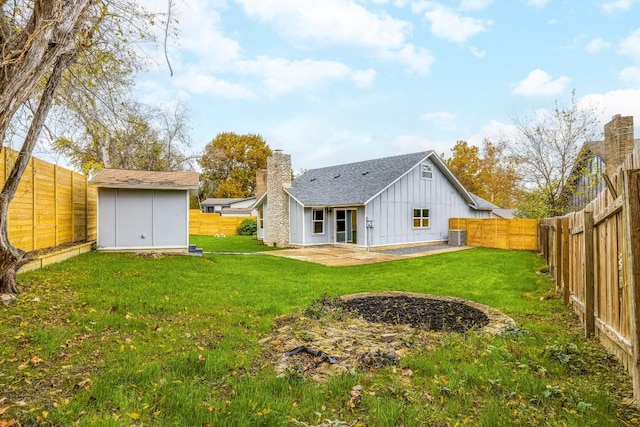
[264,245,472,266]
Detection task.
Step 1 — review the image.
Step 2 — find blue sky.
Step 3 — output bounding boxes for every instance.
[136,0,640,173]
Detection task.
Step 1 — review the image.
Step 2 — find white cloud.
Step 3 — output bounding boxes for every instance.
[235,0,435,74]
[580,89,640,127]
[618,28,640,62]
[459,0,493,11]
[425,5,491,43]
[236,0,408,51]
[391,134,438,152]
[601,0,638,14]
[620,66,640,87]
[235,57,376,95]
[469,46,486,58]
[176,72,257,99]
[169,1,243,71]
[352,69,378,87]
[512,69,570,97]
[526,0,550,8]
[466,119,518,146]
[382,44,435,74]
[585,38,611,53]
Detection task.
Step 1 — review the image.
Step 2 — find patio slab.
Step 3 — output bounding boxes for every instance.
[264,245,472,266]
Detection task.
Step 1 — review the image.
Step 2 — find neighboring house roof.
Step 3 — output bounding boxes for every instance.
[90,169,199,190]
[220,207,254,216]
[492,208,516,219]
[280,151,490,210]
[202,197,255,206]
[470,193,500,210]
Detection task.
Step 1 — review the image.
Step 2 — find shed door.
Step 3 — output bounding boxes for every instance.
[115,190,153,247]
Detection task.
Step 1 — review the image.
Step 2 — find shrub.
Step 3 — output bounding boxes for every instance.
[236,219,257,236]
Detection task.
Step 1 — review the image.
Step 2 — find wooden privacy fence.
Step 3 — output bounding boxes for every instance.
[449,218,539,250]
[189,210,254,235]
[0,148,96,252]
[539,144,640,403]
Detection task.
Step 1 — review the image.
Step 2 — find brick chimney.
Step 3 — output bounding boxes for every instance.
[604,114,634,176]
[255,168,267,199]
[265,150,291,248]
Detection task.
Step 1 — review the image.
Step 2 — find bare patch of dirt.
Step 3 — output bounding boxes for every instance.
[261,292,514,381]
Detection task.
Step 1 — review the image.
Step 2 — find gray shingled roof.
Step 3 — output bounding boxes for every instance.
[285,151,483,209]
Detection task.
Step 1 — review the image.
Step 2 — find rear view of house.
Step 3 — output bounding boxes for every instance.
[255,150,495,249]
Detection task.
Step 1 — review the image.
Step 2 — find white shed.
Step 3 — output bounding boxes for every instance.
[90,169,199,251]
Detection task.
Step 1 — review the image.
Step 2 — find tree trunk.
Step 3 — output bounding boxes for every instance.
[0,52,76,294]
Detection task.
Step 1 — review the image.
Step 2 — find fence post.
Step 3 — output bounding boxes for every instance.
[622,169,640,404]
[583,208,595,338]
[555,218,562,294]
[54,165,59,246]
[31,159,36,251]
[562,217,570,305]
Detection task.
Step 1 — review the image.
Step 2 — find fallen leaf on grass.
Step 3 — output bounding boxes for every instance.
[0,406,10,415]
[0,420,16,427]
[75,378,92,390]
[402,368,413,377]
[30,356,44,366]
[197,354,206,362]
[348,385,362,409]
[128,411,140,420]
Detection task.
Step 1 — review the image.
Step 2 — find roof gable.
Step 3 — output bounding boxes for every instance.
[89,169,199,190]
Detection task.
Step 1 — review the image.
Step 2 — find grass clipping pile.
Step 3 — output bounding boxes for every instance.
[261,292,515,381]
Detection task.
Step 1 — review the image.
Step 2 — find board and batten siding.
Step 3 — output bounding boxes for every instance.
[97,188,189,249]
[365,159,487,247]
[289,199,304,245]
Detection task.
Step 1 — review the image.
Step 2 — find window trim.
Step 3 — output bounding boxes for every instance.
[412,208,430,229]
[258,208,264,229]
[421,163,433,179]
[312,208,325,235]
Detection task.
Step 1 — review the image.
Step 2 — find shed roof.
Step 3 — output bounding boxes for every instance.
[89,169,199,190]
[284,151,488,210]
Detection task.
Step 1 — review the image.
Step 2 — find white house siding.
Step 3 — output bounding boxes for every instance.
[289,199,304,245]
[365,160,486,247]
[97,188,188,249]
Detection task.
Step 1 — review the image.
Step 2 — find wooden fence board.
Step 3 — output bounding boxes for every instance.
[449,218,539,250]
[189,210,254,236]
[0,148,96,253]
[539,141,640,404]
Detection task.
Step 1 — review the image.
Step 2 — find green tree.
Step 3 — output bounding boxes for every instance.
[199,133,272,198]
[445,139,520,208]
[508,91,601,217]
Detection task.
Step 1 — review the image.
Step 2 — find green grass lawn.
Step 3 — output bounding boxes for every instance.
[189,234,282,252]
[1,238,637,426]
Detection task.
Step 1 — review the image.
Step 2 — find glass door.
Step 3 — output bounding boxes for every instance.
[336,209,357,243]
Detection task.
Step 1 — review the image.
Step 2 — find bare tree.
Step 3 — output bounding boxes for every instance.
[508,91,602,218]
[0,0,163,294]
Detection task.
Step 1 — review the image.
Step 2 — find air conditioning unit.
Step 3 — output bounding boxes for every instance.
[449,229,466,246]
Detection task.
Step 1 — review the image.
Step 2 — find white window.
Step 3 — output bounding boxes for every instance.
[421,163,433,179]
[312,209,324,234]
[413,208,430,228]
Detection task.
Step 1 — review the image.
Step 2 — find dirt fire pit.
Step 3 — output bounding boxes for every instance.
[261,292,515,381]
